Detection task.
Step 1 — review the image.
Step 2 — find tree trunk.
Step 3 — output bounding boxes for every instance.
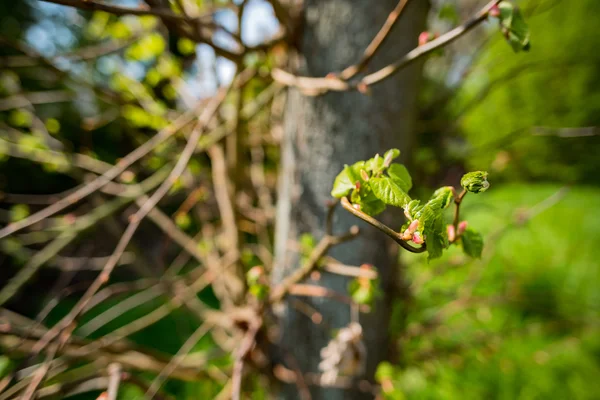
[273,0,429,399]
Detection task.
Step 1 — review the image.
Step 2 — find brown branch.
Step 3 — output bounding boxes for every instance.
[269,225,360,304]
[288,284,371,313]
[39,0,210,23]
[272,0,501,95]
[28,83,231,357]
[339,0,411,80]
[231,318,261,400]
[144,322,213,398]
[106,363,122,400]
[0,101,209,240]
[340,197,426,253]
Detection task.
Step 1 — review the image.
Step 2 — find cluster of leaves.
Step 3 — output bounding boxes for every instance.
[331,149,489,260]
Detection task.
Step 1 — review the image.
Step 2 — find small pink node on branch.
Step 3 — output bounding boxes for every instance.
[418,31,438,47]
[447,224,456,242]
[458,221,468,235]
[489,4,501,18]
[355,181,361,191]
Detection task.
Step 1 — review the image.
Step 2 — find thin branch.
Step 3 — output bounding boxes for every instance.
[29,83,230,357]
[288,284,371,313]
[272,0,501,95]
[39,0,210,23]
[269,225,360,304]
[231,318,261,400]
[0,168,168,307]
[322,261,378,279]
[145,323,213,399]
[0,101,209,240]
[106,363,122,400]
[340,197,426,253]
[339,0,411,80]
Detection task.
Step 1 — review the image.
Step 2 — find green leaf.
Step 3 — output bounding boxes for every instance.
[423,212,447,260]
[429,186,454,209]
[461,228,484,258]
[388,163,412,192]
[350,186,386,216]
[498,2,530,52]
[330,162,363,198]
[461,171,490,193]
[370,177,411,208]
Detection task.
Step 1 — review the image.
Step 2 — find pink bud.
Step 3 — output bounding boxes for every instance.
[408,219,419,234]
[418,32,430,47]
[401,230,413,241]
[489,4,501,17]
[447,224,456,242]
[355,181,361,191]
[458,221,468,235]
[412,231,424,245]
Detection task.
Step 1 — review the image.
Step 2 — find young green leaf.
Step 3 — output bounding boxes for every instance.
[423,213,448,260]
[331,161,364,198]
[370,177,411,208]
[388,163,412,192]
[461,171,490,193]
[429,186,454,209]
[351,186,386,216]
[461,228,484,258]
[498,2,530,52]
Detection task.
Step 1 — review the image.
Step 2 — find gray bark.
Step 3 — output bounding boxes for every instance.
[273,0,429,399]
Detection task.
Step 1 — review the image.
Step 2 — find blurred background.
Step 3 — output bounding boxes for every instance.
[0,0,599,398]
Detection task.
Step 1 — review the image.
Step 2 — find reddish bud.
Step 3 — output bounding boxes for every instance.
[355,181,361,191]
[447,224,456,242]
[458,221,468,235]
[489,4,501,18]
[412,231,424,245]
[418,31,430,46]
[401,230,413,241]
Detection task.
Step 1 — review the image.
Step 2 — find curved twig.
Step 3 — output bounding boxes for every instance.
[340,197,426,254]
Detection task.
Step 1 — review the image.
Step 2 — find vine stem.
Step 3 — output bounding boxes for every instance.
[452,188,468,239]
[340,197,426,254]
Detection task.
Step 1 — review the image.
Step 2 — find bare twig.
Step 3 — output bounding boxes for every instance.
[269,225,360,304]
[339,0,411,80]
[29,83,230,356]
[231,318,261,400]
[272,0,501,95]
[106,363,122,400]
[145,323,213,398]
